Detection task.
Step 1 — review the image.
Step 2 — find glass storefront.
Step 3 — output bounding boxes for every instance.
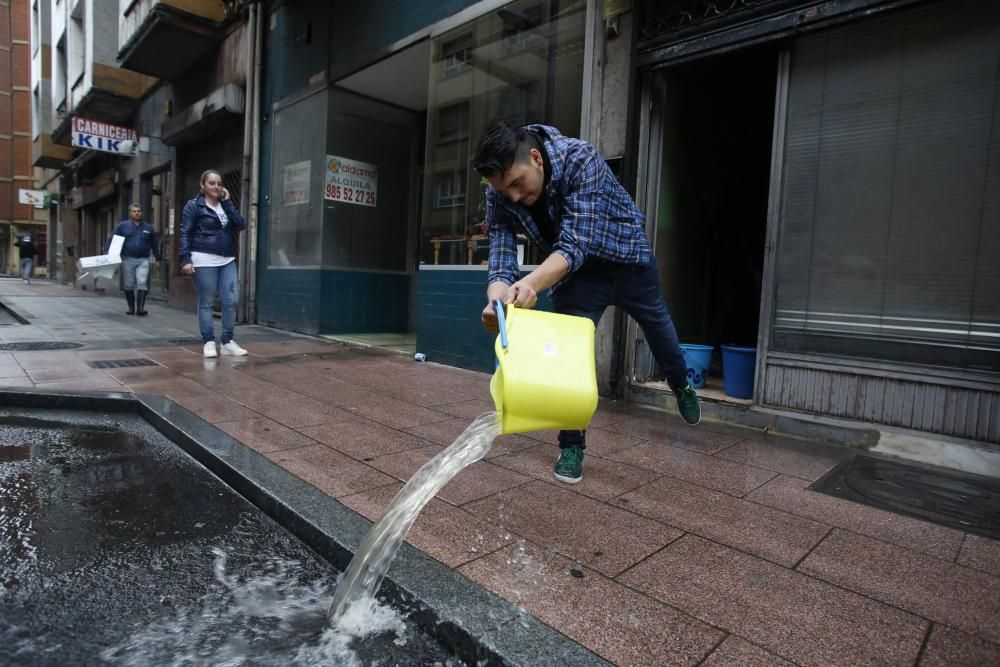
[419,0,586,268]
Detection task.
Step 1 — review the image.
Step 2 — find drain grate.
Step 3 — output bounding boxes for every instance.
[86,358,160,369]
[0,342,84,351]
[810,455,1000,539]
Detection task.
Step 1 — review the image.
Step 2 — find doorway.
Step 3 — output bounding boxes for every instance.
[633,46,778,401]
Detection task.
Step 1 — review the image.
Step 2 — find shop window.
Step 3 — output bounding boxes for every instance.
[268,92,324,267]
[420,0,585,268]
[772,0,1000,373]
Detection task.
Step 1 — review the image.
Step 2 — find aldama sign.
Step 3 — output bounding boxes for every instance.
[72,117,140,156]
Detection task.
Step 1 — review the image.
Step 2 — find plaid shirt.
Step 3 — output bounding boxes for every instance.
[486,124,651,290]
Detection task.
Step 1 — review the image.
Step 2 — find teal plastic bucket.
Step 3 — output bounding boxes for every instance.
[679,343,713,389]
[721,345,757,399]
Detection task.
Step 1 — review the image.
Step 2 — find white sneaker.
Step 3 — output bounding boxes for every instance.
[203,341,218,358]
[220,341,248,356]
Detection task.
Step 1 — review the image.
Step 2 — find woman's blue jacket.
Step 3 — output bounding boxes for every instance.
[178,194,246,266]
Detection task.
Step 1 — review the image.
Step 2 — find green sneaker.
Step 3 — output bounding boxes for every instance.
[675,385,701,425]
[553,446,584,484]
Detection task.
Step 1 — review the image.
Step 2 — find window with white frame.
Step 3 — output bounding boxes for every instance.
[434,170,467,208]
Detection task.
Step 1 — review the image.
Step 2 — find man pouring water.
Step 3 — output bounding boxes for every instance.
[472,120,700,484]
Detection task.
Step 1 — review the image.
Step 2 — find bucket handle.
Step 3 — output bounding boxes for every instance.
[494,299,509,349]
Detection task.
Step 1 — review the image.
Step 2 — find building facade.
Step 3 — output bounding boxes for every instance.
[29,0,254,312]
[624,0,999,445]
[3,0,45,276]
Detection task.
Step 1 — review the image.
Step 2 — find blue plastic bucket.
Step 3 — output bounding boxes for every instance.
[721,345,757,399]
[679,343,713,389]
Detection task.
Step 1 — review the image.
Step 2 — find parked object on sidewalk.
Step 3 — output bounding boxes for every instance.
[721,345,757,399]
[180,169,248,357]
[489,300,598,435]
[679,343,714,389]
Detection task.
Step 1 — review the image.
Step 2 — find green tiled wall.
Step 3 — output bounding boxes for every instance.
[416,269,552,373]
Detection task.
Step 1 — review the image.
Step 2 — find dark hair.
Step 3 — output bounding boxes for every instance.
[472,119,535,178]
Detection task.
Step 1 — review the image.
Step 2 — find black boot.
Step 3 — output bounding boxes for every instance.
[124,290,135,315]
[136,290,148,316]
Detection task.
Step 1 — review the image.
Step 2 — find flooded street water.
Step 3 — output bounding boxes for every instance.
[0,410,462,666]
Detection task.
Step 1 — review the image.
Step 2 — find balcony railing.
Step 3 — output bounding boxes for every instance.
[118,0,230,79]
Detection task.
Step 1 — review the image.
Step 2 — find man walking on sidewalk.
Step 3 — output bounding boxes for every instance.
[14,234,37,284]
[473,120,700,485]
[105,204,161,316]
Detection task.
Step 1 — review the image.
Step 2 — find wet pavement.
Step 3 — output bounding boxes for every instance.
[2,278,999,666]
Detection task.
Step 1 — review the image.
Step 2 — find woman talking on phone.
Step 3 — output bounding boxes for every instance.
[179,169,249,358]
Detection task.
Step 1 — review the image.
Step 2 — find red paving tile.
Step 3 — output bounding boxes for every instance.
[214,417,317,454]
[956,533,1000,578]
[464,481,683,577]
[433,398,497,420]
[249,397,359,429]
[619,534,928,666]
[459,542,722,666]
[713,436,849,481]
[490,444,661,502]
[746,475,966,562]
[605,417,744,454]
[338,393,453,430]
[618,476,831,567]
[340,483,514,568]
[366,445,531,506]
[608,441,778,496]
[297,419,429,459]
[524,427,646,457]
[918,624,1000,666]
[266,444,397,498]
[167,392,260,423]
[798,529,1000,643]
[700,636,797,667]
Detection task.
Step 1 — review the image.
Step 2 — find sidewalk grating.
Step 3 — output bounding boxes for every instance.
[86,358,161,369]
[811,455,1000,539]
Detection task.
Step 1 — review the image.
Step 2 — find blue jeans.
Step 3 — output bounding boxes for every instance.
[192,261,238,344]
[20,258,34,281]
[552,256,688,450]
[121,256,150,291]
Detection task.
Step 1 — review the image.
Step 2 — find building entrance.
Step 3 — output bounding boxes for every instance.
[632,46,778,402]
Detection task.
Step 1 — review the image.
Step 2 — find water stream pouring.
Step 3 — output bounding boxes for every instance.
[328,302,599,626]
[327,413,501,624]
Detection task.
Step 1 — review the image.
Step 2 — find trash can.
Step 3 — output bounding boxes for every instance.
[721,345,757,399]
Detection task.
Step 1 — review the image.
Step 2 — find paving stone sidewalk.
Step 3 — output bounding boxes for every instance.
[2,278,999,666]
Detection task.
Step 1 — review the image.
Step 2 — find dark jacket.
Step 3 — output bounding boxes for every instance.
[15,237,37,260]
[104,221,161,260]
[178,194,246,266]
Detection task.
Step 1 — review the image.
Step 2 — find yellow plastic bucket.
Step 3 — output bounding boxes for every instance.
[489,304,599,435]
